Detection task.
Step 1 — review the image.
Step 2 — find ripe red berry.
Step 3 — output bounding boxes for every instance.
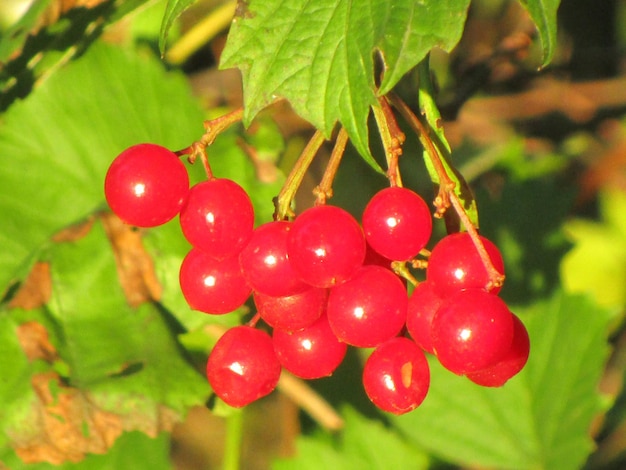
[239,221,308,297]
[179,178,254,260]
[466,313,530,387]
[287,205,366,288]
[431,289,514,375]
[426,232,504,297]
[273,314,347,379]
[362,337,430,415]
[206,326,281,407]
[327,265,407,348]
[104,143,189,227]
[362,187,432,261]
[253,287,327,332]
[405,280,444,354]
[179,248,251,314]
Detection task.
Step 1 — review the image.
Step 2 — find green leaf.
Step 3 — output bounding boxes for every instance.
[390,291,612,469]
[220,0,470,168]
[519,0,561,66]
[46,220,207,413]
[159,0,197,55]
[273,406,428,469]
[0,42,206,297]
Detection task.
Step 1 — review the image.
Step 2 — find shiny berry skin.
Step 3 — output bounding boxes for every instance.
[273,314,347,379]
[406,280,444,354]
[179,179,254,260]
[104,143,189,227]
[426,232,504,297]
[239,221,308,297]
[431,289,514,375]
[327,265,407,348]
[362,187,432,261]
[466,313,530,387]
[362,337,430,415]
[179,248,251,314]
[287,205,366,288]
[253,287,327,332]
[206,326,281,408]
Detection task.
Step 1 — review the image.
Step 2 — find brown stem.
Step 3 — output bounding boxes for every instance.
[448,192,505,289]
[275,130,326,220]
[386,92,456,215]
[373,97,405,187]
[314,127,348,205]
[175,107,245,180]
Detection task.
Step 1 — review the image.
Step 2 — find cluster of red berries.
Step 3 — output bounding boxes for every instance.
[104,143,529,416]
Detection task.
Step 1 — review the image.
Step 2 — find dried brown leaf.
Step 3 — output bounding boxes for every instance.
[16,321,58,363]
[100,212,162,307]
[9,372,123,465]
[8,262,52,310]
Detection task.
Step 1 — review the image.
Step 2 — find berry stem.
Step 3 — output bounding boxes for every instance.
[275,129,325,219]
[372,97,405,187]
[223,409,243,470]
[314,127,348,205]
[448,192,505,289]
[175,107,245,180]
[385,93,456,215]
[384,93,504,290]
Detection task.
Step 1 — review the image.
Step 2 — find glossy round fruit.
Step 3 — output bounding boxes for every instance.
[327,265,407,348]
[273,314,347,379]
[104,143,189,227]
[405,280,444,354]
[206,326,281,408]
[179,178,254,260]
[239,221,308,297]
[431,289,514,375]
[253,287,327,332]
[426,232,505,297]
[466,313,530,387]
[362,187,432,261]
[287,205,366,288]
[362,337,430,414]
[179,248,251,314]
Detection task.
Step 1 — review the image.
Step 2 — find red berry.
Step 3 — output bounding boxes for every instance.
[253,287,327,332]
[179,179,254,260]
[104,143,189,227]
[327,265,407,348]
[287,205,366,288]
[466,313,530,387]
[239,221,308,297]
[362,337,430,415]
[426,232,504,297]
[362,187,432,261]
[206,326,281,407]
[431,289,514,375]
[179,248,251,314]
[406,280,444,354]
[273,314,347,379]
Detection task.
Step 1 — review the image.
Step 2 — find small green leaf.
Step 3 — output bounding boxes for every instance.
[159,0,197,55]
[390,291,612,470]
[519,0,561,66]
[220,0,470,169]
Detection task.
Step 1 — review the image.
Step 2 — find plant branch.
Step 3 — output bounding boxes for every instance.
[372,97,405,187]
[386,92,455,215]
[275,130,325,219]
[313,127,348,204]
